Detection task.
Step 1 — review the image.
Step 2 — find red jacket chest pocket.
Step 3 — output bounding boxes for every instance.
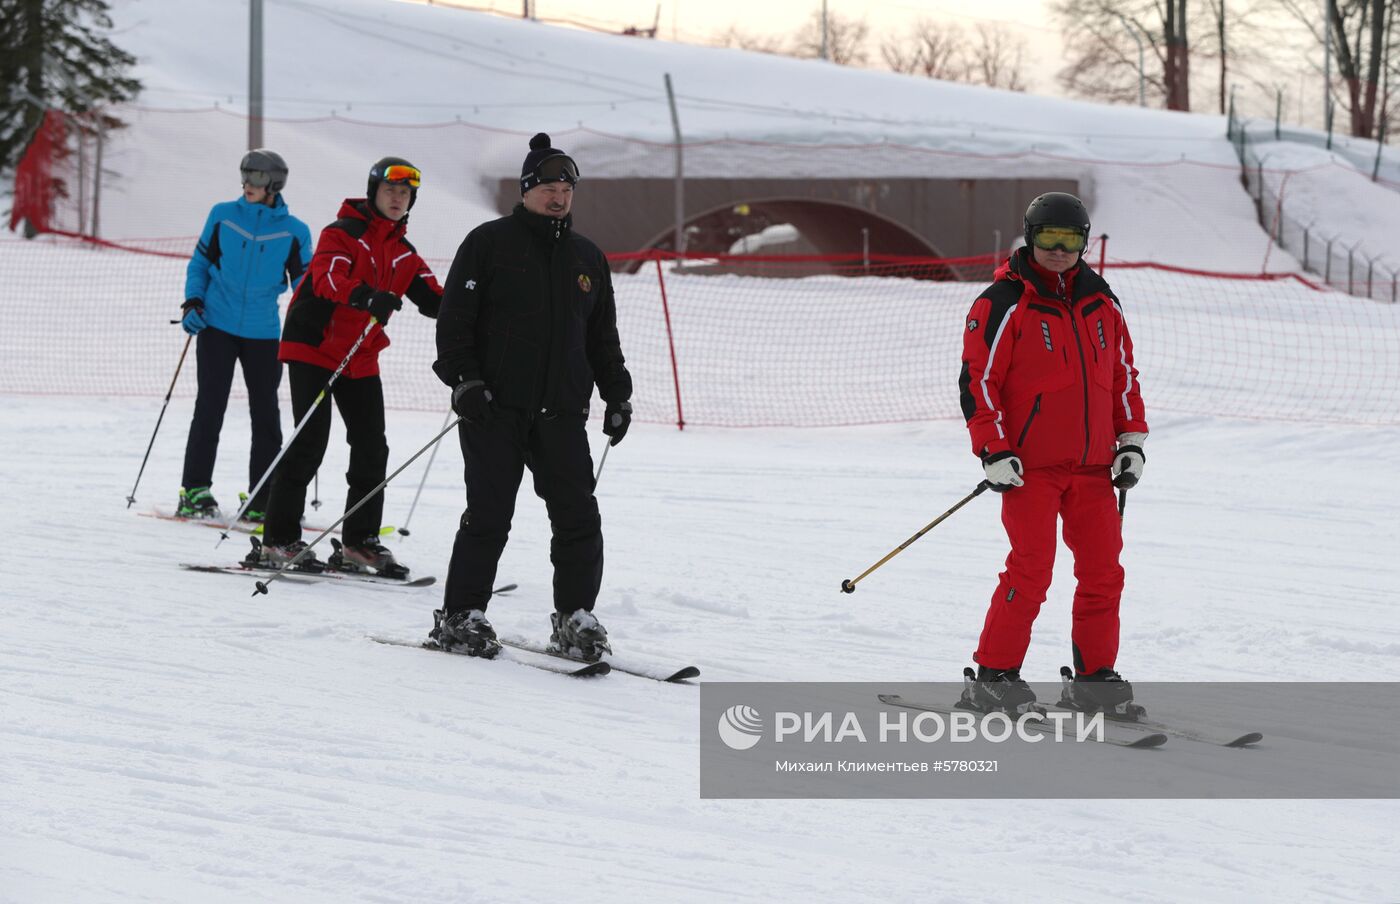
[1078,298,1116,389]
[1007,304,1074,403]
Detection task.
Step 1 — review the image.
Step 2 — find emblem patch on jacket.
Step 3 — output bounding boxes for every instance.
[967,318,978,331]
[1040,321,1054,351]
[577,273,592,293]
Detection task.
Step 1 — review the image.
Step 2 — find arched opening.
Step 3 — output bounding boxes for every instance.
[630,198,954,277]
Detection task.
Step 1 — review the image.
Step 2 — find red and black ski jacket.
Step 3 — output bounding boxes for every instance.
[280,199,442,378]
[959,248,1148,469]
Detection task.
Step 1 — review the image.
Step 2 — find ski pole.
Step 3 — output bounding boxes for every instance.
[253,415,464,596]
[126,334,193,508]
[312,471,321,510]
[840,481,991,593]
[593,441,610,491]
[1118,487,1128,522]
[218,319,379,545]
[397,407,455,537]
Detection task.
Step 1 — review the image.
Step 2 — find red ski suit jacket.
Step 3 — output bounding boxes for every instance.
[280,199,442,378]
[959,249,1148,469]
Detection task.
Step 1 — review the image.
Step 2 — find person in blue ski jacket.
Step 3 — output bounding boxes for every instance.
[175,149,313,521]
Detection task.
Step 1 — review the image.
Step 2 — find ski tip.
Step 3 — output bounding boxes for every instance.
[1227,732,1264,748]
[493,583,519,594]
[572,661,612,677]
[876,694,904,705]
[1127,732,1169,749]
[664,666,701,682]
[380,525,397,536]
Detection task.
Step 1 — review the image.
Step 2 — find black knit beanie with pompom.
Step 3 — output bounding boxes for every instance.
[519,132,577,195]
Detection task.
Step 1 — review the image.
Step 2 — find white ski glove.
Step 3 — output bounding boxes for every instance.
[1112,432,1148,488]
[982,450,1024,492]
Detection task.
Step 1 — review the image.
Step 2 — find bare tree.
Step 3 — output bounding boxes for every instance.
[881,20,1027,91]
[1275,0,1398,138]
[1050,0,1203,110]
[880,20,965,78]
[969,23,1028,91]
[792,9,870,66]
[714,23,787,55]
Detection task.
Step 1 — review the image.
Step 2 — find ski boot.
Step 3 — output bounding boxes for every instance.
[327,536,409,580]
[430,608,501,658]
[1058,666,1144,718]
[958,665,1039,714]
[548,608,612,662]
[243,536,326,573]
[176,486,220,520]
[237,492,267,525]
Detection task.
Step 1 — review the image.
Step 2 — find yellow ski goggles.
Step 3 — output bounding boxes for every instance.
[1030,225,1088,253]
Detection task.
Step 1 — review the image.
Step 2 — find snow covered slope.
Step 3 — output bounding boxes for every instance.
[2,397,1398,902]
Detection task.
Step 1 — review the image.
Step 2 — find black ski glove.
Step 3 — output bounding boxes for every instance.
[603,400,632,446]
[351,287,402,325]
[452,380,494,424]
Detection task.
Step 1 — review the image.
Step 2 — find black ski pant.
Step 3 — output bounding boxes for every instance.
[262,362,388,548]
[444,410,602,617]
[181,327,282,508]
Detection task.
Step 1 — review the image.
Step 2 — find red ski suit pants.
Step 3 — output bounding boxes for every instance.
[974,464,1123,674]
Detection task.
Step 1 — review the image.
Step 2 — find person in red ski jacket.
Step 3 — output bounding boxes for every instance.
[957,192,1149,716]
[255,157,442,578]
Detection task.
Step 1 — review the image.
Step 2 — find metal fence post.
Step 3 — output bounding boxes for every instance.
[1348,245,1354,295]
[1303,226,1310,270]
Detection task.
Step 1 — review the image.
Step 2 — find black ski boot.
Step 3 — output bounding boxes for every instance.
[177,486,220,519]
[958,665,1039,714]
[548,609,612,662]
[327,536,409,579]
[244,536,326,573]
[1059,666,1142,717]
[430,608,501,659]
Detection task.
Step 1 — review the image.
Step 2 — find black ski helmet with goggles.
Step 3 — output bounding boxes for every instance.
[367,156,422,213]
[1023,192,1090,254]
[519,132,579,195]
[240,148,289,194]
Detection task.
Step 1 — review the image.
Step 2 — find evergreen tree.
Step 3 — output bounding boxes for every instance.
[0,0,141,175]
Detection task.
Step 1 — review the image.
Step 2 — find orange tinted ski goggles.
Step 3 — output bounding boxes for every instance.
[382,164,422,187]
[1030,225,1088,253]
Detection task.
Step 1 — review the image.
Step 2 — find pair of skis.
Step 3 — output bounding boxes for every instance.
[880,667,1264,749]
[371,635,700,683]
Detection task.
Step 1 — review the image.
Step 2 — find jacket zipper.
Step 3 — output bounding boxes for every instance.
[1066,297,1092,465]
[1016,394,1042,446]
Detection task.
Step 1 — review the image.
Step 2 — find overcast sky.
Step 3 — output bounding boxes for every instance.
[411,0,1066,96]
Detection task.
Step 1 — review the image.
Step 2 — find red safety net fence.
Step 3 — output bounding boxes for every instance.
[3,234,1399,427]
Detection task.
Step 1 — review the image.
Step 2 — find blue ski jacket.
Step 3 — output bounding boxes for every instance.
[184,195,313,340]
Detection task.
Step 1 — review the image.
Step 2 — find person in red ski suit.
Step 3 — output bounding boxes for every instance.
[255,157,442,578]
[958,192,1148,714]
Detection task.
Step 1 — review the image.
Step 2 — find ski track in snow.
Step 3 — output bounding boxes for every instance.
[2,397,1398,902]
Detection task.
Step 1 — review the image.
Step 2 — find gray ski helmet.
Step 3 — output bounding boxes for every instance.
[367,156,421,212]
[1023,192,1090,249]
[240,148,289,194]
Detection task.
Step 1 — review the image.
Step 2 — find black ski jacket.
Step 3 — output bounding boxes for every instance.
[434,204,631,415]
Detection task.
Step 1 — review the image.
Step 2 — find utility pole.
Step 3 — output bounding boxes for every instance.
[1323,0,1333,147]
[664,73,685,254]
[249,0,264,149]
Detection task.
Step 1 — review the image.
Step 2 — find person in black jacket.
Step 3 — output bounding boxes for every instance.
[429,133,632,662]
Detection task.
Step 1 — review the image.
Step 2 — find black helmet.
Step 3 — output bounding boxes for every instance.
[239,148,289,194]
[367,156,422,212]
[1023,192,1090,249]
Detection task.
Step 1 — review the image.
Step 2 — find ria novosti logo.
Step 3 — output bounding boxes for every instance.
[717,704,764,750]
